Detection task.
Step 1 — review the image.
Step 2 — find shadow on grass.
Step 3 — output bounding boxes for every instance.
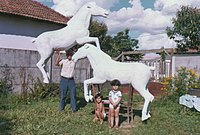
[65,97,87,111]
[133,109,142,118]
[0,117,13,135]
[133,109,151,124]
[76,97,87,110]
[118,108,143,126]
[119,115,129,126]
[118,108,145,126]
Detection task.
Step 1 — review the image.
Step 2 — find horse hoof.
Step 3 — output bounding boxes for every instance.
[85,96,90,102]
[142,114,149,121]
[89,95,93,101]
[147,113,151,118]
[43,79,49,83]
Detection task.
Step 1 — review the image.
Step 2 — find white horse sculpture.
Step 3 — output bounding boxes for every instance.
[32,2,109,83]
[72,44,155,121]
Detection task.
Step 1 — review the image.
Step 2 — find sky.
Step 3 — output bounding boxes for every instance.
[35,0,200,50]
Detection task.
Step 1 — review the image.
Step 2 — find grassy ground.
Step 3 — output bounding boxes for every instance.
[0,91,200,135]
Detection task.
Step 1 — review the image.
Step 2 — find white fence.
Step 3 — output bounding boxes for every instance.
[140,58,171,81]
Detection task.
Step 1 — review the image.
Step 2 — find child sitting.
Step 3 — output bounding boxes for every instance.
[109,79,122,129]
[93,93,106,124]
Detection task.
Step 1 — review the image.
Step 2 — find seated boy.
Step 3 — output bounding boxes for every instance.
[93,93,106,124]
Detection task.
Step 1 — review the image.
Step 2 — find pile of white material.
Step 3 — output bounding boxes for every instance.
[179,94,200,111]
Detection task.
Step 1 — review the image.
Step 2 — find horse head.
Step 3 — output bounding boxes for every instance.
[83,2,109,17]
[72,44,92,62]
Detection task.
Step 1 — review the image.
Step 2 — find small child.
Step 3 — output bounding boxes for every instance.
[93,93,106,124]
[109,79,122,129]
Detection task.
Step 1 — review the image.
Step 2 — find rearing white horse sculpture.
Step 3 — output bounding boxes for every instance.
[32,2,109,83]
[72,44,154,121]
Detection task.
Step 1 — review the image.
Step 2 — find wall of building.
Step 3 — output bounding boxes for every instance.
[0,13,66,37]
[172,54,200,76]
[0,48,90,93]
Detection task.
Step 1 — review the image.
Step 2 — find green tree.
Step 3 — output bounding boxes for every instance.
[89,20,107,43]
[111,29,138,56]
[166,6,200,52]
[110,29,142,61]
[89,20,111,51]
[89,20,141,60]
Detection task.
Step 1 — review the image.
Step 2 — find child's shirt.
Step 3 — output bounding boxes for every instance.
[109,90,122,103]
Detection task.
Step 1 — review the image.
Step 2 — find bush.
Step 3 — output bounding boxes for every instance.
[0,65,13,96]
[161,67,200,98]
[28,78,59,100]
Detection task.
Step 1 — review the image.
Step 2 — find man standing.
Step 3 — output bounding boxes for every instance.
[55,50,76,112]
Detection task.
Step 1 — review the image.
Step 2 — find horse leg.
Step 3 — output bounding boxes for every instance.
[76,37,101,50]
[143,90,154,121]
[146,88,154,118]
[84,77,106,102]
[36,48,53,83]
[132,83,154,121]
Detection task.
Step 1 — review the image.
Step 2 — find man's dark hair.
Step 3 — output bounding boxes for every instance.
[110,79,121,86]
[65,50,74,57]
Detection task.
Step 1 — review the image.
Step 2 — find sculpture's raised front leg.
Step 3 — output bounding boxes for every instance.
[83,77,106,102]
[76,37,101,50]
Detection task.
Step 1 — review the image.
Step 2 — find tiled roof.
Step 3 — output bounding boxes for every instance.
[0,0,69,24]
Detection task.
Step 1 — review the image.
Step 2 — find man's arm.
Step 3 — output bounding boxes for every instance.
[55,51,62,66]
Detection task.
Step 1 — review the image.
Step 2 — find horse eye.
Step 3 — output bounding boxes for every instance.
[85,46,89,49]
[87,6,91,8]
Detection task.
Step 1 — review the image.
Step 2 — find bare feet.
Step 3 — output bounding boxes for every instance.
[100,119,103,124]
[93,117,98,122]
[115,125,119,130]
[109,124,113,129]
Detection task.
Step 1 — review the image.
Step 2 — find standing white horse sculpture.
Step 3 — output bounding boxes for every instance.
[32,2,109,83]
[72,44,155,121]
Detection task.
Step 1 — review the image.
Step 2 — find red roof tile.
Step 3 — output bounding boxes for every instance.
[0,0,69,24]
